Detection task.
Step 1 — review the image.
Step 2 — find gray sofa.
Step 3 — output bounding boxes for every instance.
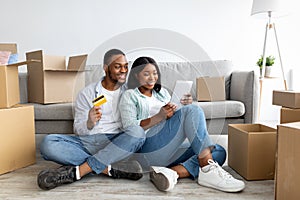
[19,60,259,135]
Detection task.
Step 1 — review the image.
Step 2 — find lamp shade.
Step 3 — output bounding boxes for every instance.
[251,0,280,16]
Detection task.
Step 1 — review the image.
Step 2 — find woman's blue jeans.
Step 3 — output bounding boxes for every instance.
[137,104,226,179]
[40,125,146,174]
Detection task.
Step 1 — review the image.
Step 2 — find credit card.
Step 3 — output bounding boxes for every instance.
[92,95,107,106]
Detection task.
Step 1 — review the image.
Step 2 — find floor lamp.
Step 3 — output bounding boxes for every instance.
[251,0,287,89]
[251,0,288,120]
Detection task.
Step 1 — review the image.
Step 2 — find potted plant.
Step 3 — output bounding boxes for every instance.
[256,55,275,77]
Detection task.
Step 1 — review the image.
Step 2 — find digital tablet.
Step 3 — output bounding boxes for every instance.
[170,80,193,109]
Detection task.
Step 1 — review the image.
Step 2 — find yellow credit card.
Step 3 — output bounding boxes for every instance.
[92,95,107,106]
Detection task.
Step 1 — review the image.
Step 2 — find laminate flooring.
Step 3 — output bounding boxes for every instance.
[0,135,274,200]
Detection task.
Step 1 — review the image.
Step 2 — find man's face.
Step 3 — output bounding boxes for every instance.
[105,54,128,85]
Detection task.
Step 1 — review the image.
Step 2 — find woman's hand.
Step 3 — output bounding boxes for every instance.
[87,106,102,130]
[180,93,193,105]
[140,102,177,130]
[159,102,177,119]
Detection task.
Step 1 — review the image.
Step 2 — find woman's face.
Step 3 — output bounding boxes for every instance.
[136,64,158,90]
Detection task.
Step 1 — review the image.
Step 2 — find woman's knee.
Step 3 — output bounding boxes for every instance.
[182,104,204,117]
[126,125,146,142]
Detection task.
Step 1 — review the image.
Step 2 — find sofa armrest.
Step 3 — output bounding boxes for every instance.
[230,70,259,123]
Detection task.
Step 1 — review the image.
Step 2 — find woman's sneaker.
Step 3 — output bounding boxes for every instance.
[149,166,179,192]
[198,159,245,192]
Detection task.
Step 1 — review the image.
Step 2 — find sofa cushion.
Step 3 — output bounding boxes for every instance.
[194,100,245,119]
[31,103,74,120]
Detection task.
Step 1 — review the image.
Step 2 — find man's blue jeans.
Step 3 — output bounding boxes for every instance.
[40,125,145,174]
[137,104,226,179]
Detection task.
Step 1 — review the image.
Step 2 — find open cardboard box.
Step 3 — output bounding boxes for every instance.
[0,61,35,108]
[0,43,39,108]
[228,124,276,180]
[26,50,87,104]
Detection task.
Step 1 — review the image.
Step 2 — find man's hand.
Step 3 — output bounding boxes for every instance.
[180,93,193,105]
[158,103,177,119]
[87,106,102,130]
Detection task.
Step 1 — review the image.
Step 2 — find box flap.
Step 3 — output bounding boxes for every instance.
[278,121,300,129]
[229,123,276,133]
[26,50,66,71]
[67,54,87,71]
[43,55,66,71]
[0,43,17,54]
[2,60,40,68]
[273,90,300,95]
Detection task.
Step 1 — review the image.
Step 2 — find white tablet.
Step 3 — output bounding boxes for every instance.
[170,80,193,109]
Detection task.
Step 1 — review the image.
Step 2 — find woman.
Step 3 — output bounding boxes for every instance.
[119,57,245,193]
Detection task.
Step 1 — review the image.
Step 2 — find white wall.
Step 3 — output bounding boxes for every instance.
[1,0,299,120]
[1,0,299,66]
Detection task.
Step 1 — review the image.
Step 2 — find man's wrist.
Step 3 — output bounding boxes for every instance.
[87,120,94,130]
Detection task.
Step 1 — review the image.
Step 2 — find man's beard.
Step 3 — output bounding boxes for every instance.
[107,67,125,86]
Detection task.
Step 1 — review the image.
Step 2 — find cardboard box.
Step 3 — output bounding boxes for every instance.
[273,90,300,108]
[0,43,17,54]
[196,77,225,101]
[0,43,18,108]
[0,104,36,175]
[0,43,38,108]
[0,61,32,108]
[228,124,276,180]
[280,107,300,124]
[276,122,300,200]
[26,50,87,104]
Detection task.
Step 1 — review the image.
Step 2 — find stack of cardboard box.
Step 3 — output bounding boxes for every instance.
[0,44,36,175]
[272,90,300,200]
[0,44,88,175]
[273,90,300,123]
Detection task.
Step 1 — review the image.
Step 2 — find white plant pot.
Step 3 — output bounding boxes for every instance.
[265,66,272,77]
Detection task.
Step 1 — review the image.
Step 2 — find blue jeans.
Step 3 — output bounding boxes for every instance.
[136,104,226,179]
[40,125,146,174]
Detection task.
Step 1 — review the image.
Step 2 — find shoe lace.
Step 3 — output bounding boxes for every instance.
[55,167,75,183]
[208,159,233,180]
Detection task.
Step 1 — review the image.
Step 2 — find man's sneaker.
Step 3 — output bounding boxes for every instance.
[149,166,179,192]
[37,166,77,190]
[198,159,245,192]
[110,160,143,180]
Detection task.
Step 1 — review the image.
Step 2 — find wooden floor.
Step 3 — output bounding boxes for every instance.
[0,135,275,200]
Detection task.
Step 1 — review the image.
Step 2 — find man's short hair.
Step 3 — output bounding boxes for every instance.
[103,49,125,66]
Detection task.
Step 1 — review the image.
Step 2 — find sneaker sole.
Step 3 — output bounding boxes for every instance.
[37,169,58,190]
[149,167,170,192]
[198,181,245,193]
[111,160,143,180]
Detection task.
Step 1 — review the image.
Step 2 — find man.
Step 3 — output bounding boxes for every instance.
[38,49,146,190]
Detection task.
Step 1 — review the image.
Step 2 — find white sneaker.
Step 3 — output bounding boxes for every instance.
[198,159,245,192]
[149,166,179,192]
